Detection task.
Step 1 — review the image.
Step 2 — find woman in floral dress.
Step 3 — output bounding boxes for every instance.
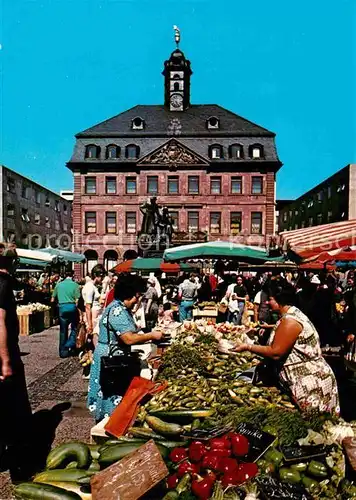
[235,280,340,415]
[87,274,163,422]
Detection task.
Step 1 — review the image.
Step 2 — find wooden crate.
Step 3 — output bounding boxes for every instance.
[18,312,32,336]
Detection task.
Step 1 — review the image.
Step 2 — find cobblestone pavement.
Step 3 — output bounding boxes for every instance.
[0,327,93,499]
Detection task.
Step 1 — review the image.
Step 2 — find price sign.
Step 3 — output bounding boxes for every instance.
[236,423,277,462]
[91,440,168,500]
[280,444,327,464]
[256,476,312,500]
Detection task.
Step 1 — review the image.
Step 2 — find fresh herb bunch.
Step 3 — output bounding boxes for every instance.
[158,344,206,379]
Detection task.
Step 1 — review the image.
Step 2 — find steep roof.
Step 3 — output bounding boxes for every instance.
[76,104,275,138]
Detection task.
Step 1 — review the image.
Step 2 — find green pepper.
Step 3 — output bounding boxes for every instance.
[176,473,191,495]
[307,460,328,478]
[264,448,284,468]
[291,462,308,473]
[301,475,320,491]
[163,492,179,500]
[279,467,302,484]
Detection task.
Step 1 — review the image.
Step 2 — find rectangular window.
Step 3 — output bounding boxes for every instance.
[126,212,137,233]
[6,178,15,193]
[168,176,179,194]
[35,191,41,204]
[55,220,60,231]
[230,212,242,235]
[251,212,262,234]
[63,204,68,215]
[22,185,30,199]
[126,177,137,194]
[308,216,313,227]
[252,177,263,195]
[188,211,199,233]
[45,197,50,207]
[34,213,40,225]
[210,212,221,234]
[231,176,242,194]
[7,204,15,217]
[283,212,288,222]
[317,191,323,202]
[106,212,117,233]
[106,177,117,194]
[45,217,50,228]
[188,176,199,194]
[327,211,332,223]
[63,222,68,231]
[85,177,96,194]
[317,213,323,225]
[85,212,96,233]
[210,177,221,195]
[55,200,60,212]
[21,208,30,223]
[301,221,305,228]
[147,176,158,194]
[170,211,179,231]
[327,186,332,198]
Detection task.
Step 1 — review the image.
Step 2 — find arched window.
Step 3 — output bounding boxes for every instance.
[173,82,180,91]
[104,249,119,271]
[106,145,120,159]
[85,144,100,159]
[207,116,220,129]
[249,144,264,159]
[84,249,98,275]
[209,144,223,159]
[132,117,145,130]
[229,144,244,159]
[126,144,140,159]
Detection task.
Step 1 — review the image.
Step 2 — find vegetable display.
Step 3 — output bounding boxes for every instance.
[14,320,356,499]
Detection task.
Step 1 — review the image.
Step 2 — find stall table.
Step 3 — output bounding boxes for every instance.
[193,307,218,323]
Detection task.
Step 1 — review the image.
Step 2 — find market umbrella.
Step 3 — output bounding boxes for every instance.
[41,247,86,263]
[15,248,56,263]
[163,241,283,263]
[111,258,200,273]
[18,257,51,268]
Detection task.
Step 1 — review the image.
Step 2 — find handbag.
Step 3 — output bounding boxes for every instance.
[100,309,142,398]
[76,322,87,350]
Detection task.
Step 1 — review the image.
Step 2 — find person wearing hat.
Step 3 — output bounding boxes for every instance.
[310,275,321,285]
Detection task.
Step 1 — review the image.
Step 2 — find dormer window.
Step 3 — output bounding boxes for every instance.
[132,117,145,130]
[207,116,220,130]
[229,144,244,159]
[209,144,223,159]
[106,145,120,159]
[85,144,100,159]
[126,144,140,159]
[250,144,264,159]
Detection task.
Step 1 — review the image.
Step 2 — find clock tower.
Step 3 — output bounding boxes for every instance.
[163,27,192,111]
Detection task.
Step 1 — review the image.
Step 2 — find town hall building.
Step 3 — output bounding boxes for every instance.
[68,35,282,272]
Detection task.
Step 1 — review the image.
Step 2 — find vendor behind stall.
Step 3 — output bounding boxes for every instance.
[234,280,340,415]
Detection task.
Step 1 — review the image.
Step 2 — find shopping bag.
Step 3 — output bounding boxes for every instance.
[104,377,167,438]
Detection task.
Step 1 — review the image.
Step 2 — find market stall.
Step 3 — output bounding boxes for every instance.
[16,319,356,500]
[111,258,200,274]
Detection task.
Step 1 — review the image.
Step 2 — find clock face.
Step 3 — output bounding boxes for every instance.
[170,93,183,109]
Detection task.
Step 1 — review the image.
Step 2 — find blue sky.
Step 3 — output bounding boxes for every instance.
[0,0,355,199]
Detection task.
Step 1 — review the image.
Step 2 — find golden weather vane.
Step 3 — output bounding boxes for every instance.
[173,25,181,48]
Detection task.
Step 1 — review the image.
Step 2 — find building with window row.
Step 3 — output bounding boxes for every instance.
[278,164,356,233]
[0,165,72,249]
[68,42,282,272]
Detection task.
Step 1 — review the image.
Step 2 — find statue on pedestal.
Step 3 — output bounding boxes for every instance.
[138,199,174,256]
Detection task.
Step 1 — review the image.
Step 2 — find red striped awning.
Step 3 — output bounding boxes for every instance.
[279,219,356,258]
